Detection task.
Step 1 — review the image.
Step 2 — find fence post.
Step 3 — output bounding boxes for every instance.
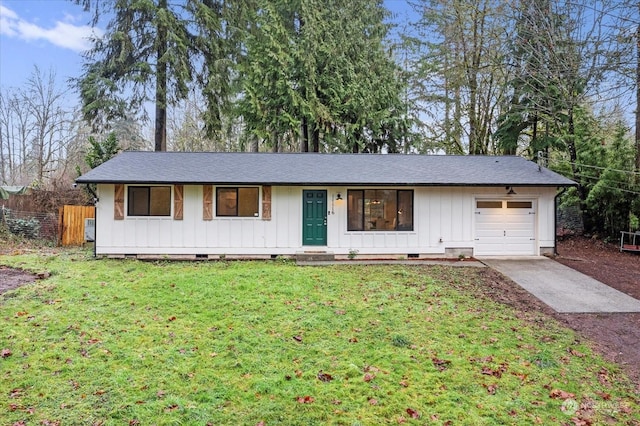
[58,207,64,246]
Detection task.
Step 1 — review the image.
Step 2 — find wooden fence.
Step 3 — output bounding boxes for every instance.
[58,205,95,246]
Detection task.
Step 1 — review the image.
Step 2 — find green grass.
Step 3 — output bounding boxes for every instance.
[0,250,638,425]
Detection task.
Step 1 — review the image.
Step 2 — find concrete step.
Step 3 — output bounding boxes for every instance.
[295,251,335,262]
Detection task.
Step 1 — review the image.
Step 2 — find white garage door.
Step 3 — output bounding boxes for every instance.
[474,200,536,256]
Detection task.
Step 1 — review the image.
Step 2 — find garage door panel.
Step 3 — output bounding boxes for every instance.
[475,199,535,256]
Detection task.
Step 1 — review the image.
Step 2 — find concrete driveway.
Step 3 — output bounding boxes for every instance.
[479,257,640,313]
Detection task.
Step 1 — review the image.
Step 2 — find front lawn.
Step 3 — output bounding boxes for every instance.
[0,251,637,425]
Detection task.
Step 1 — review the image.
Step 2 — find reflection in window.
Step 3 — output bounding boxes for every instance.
[127,186,171,216]
[216,187,259,217]
[347,190,413,231]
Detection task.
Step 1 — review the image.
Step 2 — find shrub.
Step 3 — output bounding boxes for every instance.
[6,217,41,239]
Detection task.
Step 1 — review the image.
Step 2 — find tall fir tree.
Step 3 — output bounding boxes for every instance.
[237,0,410,152]
[73,0,249,151]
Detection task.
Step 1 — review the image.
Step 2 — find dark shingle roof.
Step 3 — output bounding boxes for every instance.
[76,152,575,187]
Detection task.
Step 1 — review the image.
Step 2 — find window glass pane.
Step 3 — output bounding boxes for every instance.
[348,189,413,232]
[150,186,171,216]
[397,190,413,231]
[128,187,149,216]
[477,201,502,209]
[364,190,396,230]
[217,188,237,216]
[347,190,363,231]
[506,201,532,209]
[238,187,259,217]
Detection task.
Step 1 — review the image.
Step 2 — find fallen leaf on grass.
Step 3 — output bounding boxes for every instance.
[164,404,179,412]
[317,370,333,382]
[292,335,303,343]
[571,417,592,426]
[1,348,12,358]
[432,357,451,371]
[483,383,498,394]
[481,363,508,378]
[568,348,585,358]
[168,316,177,322]
[369,398,378,405]
[597,367,611,387]
[363,373,375,382]
[296,395,315,404]
[595,390,611,400]
[549,389,575,400]
[406,408,420,418]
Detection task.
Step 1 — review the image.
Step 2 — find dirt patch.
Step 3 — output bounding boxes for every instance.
[554,237,640,391]
[0,265,37,294]
[556,236,640,300]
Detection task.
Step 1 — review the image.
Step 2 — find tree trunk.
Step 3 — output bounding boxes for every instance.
[635,20,640,173]
[301,116,309,152]
[567,108,592,232]
[155,0,168,152]
[312,127,320,152]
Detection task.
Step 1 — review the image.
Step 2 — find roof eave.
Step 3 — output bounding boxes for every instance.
[75,179,575,187]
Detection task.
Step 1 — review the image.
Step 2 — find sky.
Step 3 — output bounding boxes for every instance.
[0,0,100,92]
[0,0,414,98]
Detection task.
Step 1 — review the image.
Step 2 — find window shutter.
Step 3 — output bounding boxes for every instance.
[262,185,271,221]
[114,184,124,220]
[203,185,213,220]
[174,185,183,220]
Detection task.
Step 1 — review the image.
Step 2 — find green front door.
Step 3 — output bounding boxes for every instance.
[302,190,327,246]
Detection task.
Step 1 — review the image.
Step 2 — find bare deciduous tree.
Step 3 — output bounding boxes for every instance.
[0,67,77,186]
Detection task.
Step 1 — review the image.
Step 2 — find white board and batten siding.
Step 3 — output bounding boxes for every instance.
[94,184,558,257]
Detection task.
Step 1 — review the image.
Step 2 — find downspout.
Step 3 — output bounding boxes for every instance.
[86,185,99,258]
[554,187,567,256]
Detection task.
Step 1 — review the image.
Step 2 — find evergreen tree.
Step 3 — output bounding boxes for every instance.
[237,0,410,152]
[73,0,248,152]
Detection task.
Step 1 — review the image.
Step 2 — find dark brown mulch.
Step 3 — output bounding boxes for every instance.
[553,236,640,391]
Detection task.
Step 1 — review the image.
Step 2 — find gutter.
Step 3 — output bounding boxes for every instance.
[85,185,99,258]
